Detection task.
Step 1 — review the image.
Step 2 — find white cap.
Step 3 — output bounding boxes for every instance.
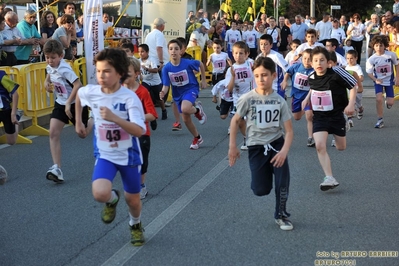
[202,22,210,30]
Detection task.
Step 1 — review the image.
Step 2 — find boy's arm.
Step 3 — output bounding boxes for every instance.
[206,55,212,67]
[227,66,235,92]
[11,91,19,124]
[65,79,83,119]
[344,86,356,116]
[44,74,52,92]
[74,93,86,138]
[159,85,170,100]
[281,73,291,91]
[100,107,144,137]
[271,119,293,168]
[199,62,207,89]
[301,89,312,110]
[228,113,241,166]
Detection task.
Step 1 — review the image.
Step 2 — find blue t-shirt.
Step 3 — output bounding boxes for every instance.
[286,63,313,99]
[162,58,200,101]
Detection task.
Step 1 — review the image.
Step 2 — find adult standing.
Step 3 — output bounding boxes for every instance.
[266,17,280,51]
[290,15,308,43]
[330,19,346,56]
[187,22,212,65]
[15,10,44,65]
[315,13,332,46]
[51,15,75,60]
[41,10,58,41]
[307,17,317,29]
[278,16,292,57]
[1,12,27,66]
[256,14,269,32]
[103,13,113,35]
[366,14,380,58]
[56,2,77,56]
[339,15,348,33]
[144,18,169,103]
[347,13,365,64]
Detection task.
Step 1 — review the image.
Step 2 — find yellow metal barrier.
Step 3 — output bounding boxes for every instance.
[73,57,87,86]
[0,67,32,144]
[17,62,54,136]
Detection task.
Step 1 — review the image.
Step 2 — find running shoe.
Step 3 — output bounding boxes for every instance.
[307,137,315,147]
[140,187,148,200]
[375,119,384,129]
[357,106,364,120]
[101,189,120,224]
[130,222,145,246]
[348,118,354,128]
[0,165,8,185]
[194,101,207,125]
[227,127,230,135]
[216,105,220,111]
[150,120,157,131]
[172,122,182,131]
[190,135,203,150]
[46,164,64,183]
[331,138,336,147]
[240,138,248,151]
[161,109,168,120]
[275,217,294,231]
[344,114,350,132]
[320,176,339,191]
[385,100,393,109]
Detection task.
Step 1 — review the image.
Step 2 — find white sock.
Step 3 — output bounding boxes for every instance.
[107,190,118,204]
[129,213,141,226]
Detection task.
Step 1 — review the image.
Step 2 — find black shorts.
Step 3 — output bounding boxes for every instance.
[51,102,89,126]
[212,73,225,85]
[313,114,346,137]
[139,135,151,174]
[142,82,162,104]
[219,99,234,116]
[0,109,15,134]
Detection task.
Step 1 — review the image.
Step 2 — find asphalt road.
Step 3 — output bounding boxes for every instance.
[0,92,398,266]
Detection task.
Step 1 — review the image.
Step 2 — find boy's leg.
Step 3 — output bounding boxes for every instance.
[1,109,18,145]
[49,118,66,167]
[248,145,274,196]
[119,165,145,246]
[375,92,384,118]
[313,131,333,177]
[139,136,150,199]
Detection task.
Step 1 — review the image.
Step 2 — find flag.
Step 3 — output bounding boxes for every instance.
[260,0,266,14]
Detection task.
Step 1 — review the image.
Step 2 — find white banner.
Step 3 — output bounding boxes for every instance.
[142,0,187,44]
[84,0,104,84]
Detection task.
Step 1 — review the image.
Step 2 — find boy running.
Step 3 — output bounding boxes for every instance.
[229,57,294,230]
[75,48,146,246]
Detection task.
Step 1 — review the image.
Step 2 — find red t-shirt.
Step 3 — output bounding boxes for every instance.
[135,84,158,136]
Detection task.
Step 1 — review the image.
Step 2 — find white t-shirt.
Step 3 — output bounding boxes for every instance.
[103,21,113,32]
[187,30,209,52]
[242,30,259,49]
[348,23,365,41]
[209,52,229,74]
[346,64,363,80]
[78,85,146,165]
[315,20,332,41]
[366,51,399,86]
[46,60,78,105]
[225,29,242,52]
[225,61,254,105]
[335,52,347,67]
[139,58,161,86]
[331,28,346,44]
[144,28,169,65]
[294,42,324,56]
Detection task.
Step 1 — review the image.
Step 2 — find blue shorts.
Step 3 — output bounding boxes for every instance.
[175,89,198,113]
[291,96,311,113]
[375,84,394,97]
[92,158,141,194]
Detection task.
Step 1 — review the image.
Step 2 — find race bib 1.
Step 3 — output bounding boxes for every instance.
[97,122,131,151]
[255,104,280,129]
[169,70,189,87]
[311,90,333,111]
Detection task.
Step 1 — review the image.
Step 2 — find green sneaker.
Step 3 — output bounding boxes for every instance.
[101,189,120,224]
[130,222,145,246]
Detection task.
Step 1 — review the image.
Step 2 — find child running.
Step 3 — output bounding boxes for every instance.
[293,29,324,62]
[207,39,231,86]
[0,69,20,146]
[75,48,146,246]
[138,43,167,129]
[44,39,89,183]
[284,39,301,66]
[124,57,157,199]
[345,50,364,120]
[159,39,207,150]
[228,57,294,230]
[366,35,399,128]
[226,41,254,150]
[281,48,315,147]
[302,47,356,191]
[256,34,289,99]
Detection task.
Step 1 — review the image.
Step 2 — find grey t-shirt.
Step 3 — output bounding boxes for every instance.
[236,90,292,146]
[51,27,72,60]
